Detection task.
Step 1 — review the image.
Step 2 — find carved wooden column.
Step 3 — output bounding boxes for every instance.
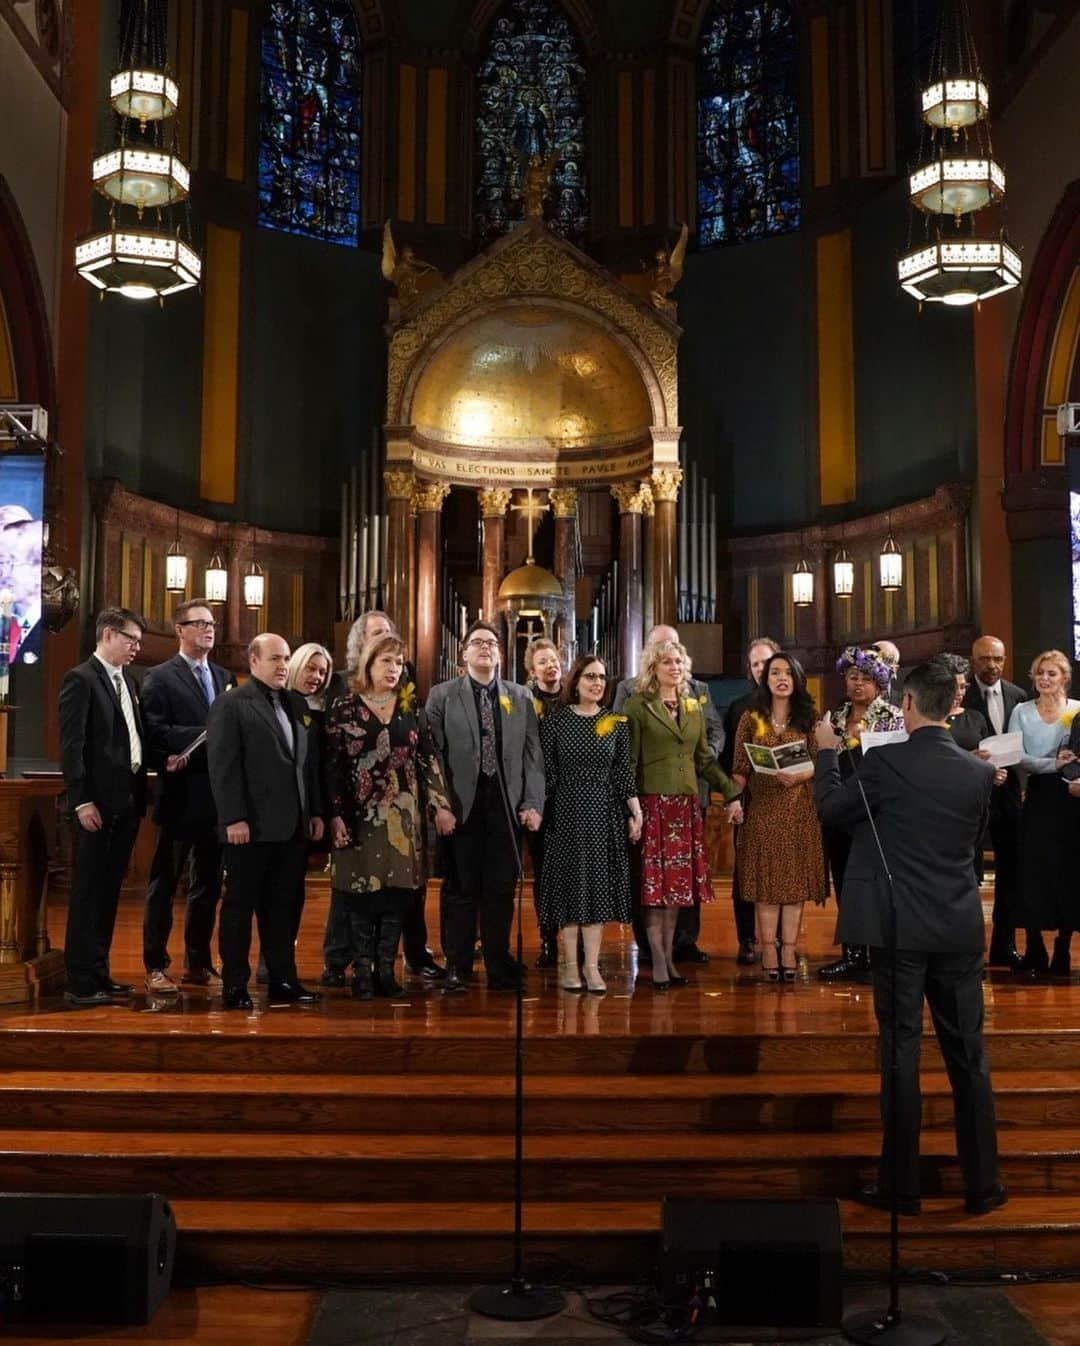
[384,470,415,648]
[549,486,579,664]
[612,482,650,679]
[651,467,683,630]
[641,485,655,636]
[478,487,513,669]
[414,481,450,696]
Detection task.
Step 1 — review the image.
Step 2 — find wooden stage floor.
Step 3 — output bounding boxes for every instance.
[1,878,1079,1343]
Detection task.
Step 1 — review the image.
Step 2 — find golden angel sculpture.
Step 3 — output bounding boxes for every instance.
[649,222,689,315]
[381,221,441,312]
[514,148,560,219]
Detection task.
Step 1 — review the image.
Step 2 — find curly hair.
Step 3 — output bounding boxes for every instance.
[636,639,692,699]
[751,652,817,733]
[836,644,893,691]
[350,633,406,695]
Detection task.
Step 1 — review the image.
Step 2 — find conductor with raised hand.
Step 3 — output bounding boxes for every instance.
[814,657,1004,1216]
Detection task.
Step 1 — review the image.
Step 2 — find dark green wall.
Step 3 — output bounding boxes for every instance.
[1011,538,1073,688]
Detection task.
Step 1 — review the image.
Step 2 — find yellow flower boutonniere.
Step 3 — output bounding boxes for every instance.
[302,714,312,729]
[682,697,700,714]
[533,697,544,719]
[845,735,861,750]
[1061,708,1077,730]
[595,713,627,738]
[399,681,416,715]
[750,711,769,742]
[499,694,513,715]
[698,693,708,706]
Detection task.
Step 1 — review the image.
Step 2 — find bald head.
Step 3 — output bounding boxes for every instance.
[646,624,679,648]
[248,632,291,689]
[971,635,1006,687]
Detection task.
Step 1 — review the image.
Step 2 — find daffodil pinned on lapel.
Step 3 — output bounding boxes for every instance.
[682,697,700,715]
[595,713,626,738]
[533,697,544,719]
[499,693,513,715]
[1062,708,1077,730]
[750,711,770,742]
[399,681,416,714]
[302,714,312,728]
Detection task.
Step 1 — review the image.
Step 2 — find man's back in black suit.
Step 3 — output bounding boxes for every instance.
[814,660,1002,1212]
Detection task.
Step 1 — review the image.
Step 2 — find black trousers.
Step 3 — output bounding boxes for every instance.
[871,948,998,1200]
[142,828,222,972]
[730,848,757,943]
[64,810,141,995]
[220,839,306,989]
[442,772,519,978]
[324,884,432,968]
[985,798,1021,936]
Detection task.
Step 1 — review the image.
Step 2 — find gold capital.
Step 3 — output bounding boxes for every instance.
[650,468,683,503]
[383,469,415,500]
[477,487,514,518]
[611,481,652,515]
[548,487,579,519]
[412,481,451,513]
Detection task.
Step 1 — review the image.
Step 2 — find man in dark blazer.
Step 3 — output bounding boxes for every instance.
[207,632,324,1010]
[962,633,1030,970]
[425,619,545,992]
[140,598,237,994]
[720,635,781,964]
[814,657,1004,1216]
[613,623,725,963]
[59,606,149,1007]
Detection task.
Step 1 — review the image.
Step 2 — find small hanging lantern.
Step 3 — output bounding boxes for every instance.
[833,545,854,599]
[792,556,814,608]
[879,532,903,592]
[165,509,188,593]
[243,527,264,609]
[204,551,228,604]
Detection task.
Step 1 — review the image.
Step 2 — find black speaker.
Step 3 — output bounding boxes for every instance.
[0,1193,176,1324]
[659,1197,842,1332]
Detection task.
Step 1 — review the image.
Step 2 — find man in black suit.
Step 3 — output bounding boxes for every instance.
[207,632,324,1010]
[59,606,149,1007]
[140,599,237,995]
[962,634,1031,970]
[720,635,780,964]
[814,658,1004,1216]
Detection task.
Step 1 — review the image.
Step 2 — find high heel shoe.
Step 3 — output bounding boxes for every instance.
[668,974,689,987]
[762,948,780,982]
[780,942,798,983]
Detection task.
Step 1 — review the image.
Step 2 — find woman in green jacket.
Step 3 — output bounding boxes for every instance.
[623,639,737,989]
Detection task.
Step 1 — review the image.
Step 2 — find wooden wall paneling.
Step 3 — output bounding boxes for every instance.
[397,63,418,222]
[666,54,695,230]
[202,0,225,175]
[617,69,634,228]
[225,6,249,183]
[834,3,851,183]
[855,0,894,177]
[424,66,448,226]
[904,544,916,628]
[641,67,656,228]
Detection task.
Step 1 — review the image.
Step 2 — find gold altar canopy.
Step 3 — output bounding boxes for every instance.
[382,218,685,691]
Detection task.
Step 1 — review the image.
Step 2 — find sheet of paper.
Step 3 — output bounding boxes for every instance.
[180,729,207,758]
[978,731,1022,768]
[860,729,908,753]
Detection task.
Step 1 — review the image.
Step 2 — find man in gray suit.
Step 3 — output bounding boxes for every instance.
[613,623,724,963]
[425,619,544,992]
[208,633,324,1010]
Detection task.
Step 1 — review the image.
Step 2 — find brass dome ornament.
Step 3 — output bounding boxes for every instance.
[898,0,1020,308]
[497,559,563,601]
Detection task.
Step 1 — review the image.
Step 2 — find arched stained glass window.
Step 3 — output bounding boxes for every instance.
[258,1,361,247]
[697,2,800,248]
[474,0,589,247]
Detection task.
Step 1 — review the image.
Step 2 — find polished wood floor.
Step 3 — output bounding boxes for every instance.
[1,877,1080,1343]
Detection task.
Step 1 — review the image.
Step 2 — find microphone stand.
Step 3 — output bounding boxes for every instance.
[469,695,566,1323]
[842,770,945,1346]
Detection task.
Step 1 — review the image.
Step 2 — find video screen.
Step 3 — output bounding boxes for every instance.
[0,454,44,665]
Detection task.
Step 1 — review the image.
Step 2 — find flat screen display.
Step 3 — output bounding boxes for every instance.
[0,453,44,665]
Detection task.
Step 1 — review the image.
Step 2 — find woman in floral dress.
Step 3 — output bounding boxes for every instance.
[324,633,453,999]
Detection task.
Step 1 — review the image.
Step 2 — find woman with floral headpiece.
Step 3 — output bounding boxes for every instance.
[817,645,905,982]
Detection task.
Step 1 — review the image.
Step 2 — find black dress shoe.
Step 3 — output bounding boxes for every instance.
[222,986,254,1011]
[736,939,757,966]
[63,988,113,1007]
[442,971,470,994]
[986,942,1024,970]
[965,1182,1007,1215]
[855,1182,921,1216]
[534,934,558,969]
[652,980,671,992]
[99,980,134,997]
[487,973,524,992]
[319,967,348,988]
[675,944,710,964]
[404,952,447,980]
[668,974,689,987]
[267,981,322,1005]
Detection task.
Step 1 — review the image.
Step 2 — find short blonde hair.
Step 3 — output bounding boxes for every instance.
[286,643,333,694]
[351,633,406,695]
[1029,648,1072,689]
[636,638,692,698]
[524,637,559,675]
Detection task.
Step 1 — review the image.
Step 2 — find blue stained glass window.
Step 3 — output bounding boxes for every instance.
[474,0,589,247]
[697,2,800,247]
[258,1,361,247]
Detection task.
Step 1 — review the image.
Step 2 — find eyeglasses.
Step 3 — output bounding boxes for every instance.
[114,630,142,646]
[580,672,607,681]
[467,639,499,651]
[179,619,215,630]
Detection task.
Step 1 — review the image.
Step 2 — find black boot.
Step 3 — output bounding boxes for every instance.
[348,911,376,1000]
[1016,930,1049,975]
[987,928,1024,970]
[1050,931,1072,978]
[818,944,865,982]
[375,913,404,997]
[535,930,558,969]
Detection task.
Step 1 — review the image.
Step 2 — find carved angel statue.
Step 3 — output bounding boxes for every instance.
[649,222,689,314]
[513,147,560,219]
[381,220,440,309]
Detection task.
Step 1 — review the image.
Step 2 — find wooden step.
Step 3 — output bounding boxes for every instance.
[1,1128,1078,1202]
[3,1068,1080,1133]
[169,1196,1080,1281]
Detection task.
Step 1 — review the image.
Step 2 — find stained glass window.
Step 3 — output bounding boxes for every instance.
[258,1,361,246]
[474,0,589,247]
[697,2,800,247]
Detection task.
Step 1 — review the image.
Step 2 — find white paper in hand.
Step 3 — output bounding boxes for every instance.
[860,729,908,753]
[978,731,1023,768]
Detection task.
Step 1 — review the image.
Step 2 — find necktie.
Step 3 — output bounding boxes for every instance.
[270,691,294,755]
[986,684,1003,734]
[196,662,215,706]
[114,672,142,772]
[479,684,498,776]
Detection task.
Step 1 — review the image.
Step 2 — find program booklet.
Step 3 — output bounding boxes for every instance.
[744,740,813,776]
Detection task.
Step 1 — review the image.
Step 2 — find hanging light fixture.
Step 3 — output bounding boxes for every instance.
[792,534,814,608]
[243,527,265,610]
[76,0,201,304]
[879,521,903,592]
[833,544,854,599]
[165,507,188,594]
[897,0,1020,307]
[205,547,228,604]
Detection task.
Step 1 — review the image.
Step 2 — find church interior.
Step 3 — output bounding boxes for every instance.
[2,0,1080,1342]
